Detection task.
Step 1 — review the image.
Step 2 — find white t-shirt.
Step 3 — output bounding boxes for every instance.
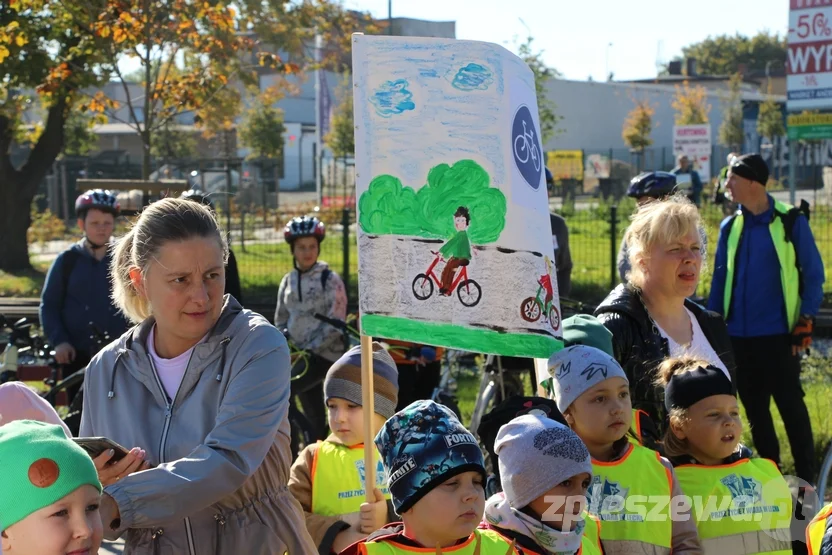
[655,308,731,382]
[148,326,205,400]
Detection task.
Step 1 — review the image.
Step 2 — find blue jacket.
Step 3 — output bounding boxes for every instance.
[39,241,129,354]
[707,195,825,337]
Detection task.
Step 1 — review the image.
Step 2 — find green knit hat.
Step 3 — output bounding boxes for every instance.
[0,420,101,530]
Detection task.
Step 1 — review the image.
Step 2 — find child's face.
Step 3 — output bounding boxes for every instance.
[292,237,320,271]
[527,472,591,531]
[404,470,484,548]
[454,216,468,231]
[327,397,364,446]
[673,394,742,465]
[2,485,102,555]
[566,377,632,453]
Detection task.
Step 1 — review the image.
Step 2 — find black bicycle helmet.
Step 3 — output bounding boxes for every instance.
[283,216,326,246]
[180,189,215,211]
[75,189,120,218]
[627,171,677,200]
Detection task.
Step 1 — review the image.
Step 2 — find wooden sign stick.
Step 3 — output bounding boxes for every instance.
[360,334,376,502]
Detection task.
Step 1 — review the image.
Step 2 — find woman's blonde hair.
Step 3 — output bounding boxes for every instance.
[654,355,711,458]
[624,194,704,289]
[111,198,229,324]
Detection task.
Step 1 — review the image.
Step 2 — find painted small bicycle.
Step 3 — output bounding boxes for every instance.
[520,284,560,329]
[412,251,482,307]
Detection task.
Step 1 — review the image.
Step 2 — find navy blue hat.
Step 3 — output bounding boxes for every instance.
[375,400,485,514]
[627,171,677,199]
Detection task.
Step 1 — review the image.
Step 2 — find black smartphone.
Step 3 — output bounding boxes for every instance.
[74,437,130,463]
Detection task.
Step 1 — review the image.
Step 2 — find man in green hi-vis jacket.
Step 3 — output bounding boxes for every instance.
[439,206,471,295]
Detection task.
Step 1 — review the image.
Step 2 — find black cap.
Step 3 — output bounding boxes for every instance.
[730,153,769,186]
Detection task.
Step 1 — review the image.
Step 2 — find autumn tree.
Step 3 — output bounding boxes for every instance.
[719,73,745,151]
[623,98,655,171]
[151,122,197,163]
[517,36,562,143]
[672,82,711,125]
[0,0,373,271]
[0,1,108,270]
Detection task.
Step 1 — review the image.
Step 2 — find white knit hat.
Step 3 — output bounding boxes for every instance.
[495,414,592,509]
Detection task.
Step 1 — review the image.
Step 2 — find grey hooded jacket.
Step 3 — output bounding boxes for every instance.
[80,296,317,555]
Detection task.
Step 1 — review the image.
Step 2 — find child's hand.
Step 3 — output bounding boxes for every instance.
[359,488,387,534]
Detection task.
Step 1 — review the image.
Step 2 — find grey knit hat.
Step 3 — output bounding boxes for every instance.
[324,342,399,418]
[548,345,628,413]
[495,414,592,509]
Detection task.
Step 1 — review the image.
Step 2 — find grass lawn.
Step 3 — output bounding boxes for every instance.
[0,262,49,297]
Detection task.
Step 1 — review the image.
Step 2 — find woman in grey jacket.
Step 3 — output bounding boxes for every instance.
[80,198,316,555]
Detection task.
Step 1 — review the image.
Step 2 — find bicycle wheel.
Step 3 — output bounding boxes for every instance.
[289,404,315,460]
[457,279,482,307]
[520,297,541,322]
[412,274,434,301]
[513,134,529,164]
[548,305,561,330]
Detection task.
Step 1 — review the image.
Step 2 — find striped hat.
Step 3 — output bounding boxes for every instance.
[324,342,399,418]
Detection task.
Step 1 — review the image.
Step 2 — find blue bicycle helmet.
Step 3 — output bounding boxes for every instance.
[627,171,677,199]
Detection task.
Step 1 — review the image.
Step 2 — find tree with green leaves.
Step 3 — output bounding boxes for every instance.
[61,110,99,158]
[517,36,562,144]
[324,73,354,160]
[757,85,786,176]
[238,89,286,207]
[719,73,745,151]
[151,122,197,162]
[678,32,786,75]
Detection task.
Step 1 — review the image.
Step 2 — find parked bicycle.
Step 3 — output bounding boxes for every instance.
[412,251,482,307]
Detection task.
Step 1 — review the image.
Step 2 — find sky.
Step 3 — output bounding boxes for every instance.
[344,0,790,81]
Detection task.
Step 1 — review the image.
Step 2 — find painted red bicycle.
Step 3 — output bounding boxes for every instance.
[412,252,482,307]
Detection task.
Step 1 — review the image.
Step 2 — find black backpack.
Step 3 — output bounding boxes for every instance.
[60,249,82,292]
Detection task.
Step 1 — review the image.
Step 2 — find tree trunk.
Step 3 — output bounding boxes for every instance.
[0,95,68,272]
[0,177,39,270]
[142,129,152,180]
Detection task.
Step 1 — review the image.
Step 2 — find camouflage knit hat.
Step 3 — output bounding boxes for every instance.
[375,400,485,514]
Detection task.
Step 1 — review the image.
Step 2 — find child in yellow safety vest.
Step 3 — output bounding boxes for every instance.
[656,356,793,555]
[481,414,604,555]
[288,342,400,554]
[341,400,519,555]
[548,345,702,554]
[806,502,832,555]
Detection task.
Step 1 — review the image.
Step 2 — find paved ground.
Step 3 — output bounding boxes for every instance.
[101,540,124,553]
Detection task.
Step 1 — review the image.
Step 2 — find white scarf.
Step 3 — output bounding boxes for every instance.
[484,493,584,555]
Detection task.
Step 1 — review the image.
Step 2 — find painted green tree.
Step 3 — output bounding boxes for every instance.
[359,160,506,244]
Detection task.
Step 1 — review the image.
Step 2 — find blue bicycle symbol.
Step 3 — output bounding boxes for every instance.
[514,120,541,172]
[512,105,543,189]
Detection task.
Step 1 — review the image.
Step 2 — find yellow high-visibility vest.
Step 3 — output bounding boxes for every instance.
[590,443,673,555]
[675,457,791,554]
[310,441,390,516]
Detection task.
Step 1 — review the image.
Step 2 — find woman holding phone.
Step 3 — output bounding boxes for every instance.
[80,198,316,554]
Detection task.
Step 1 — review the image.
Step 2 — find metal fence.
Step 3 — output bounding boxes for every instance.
[227,199,832,311]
